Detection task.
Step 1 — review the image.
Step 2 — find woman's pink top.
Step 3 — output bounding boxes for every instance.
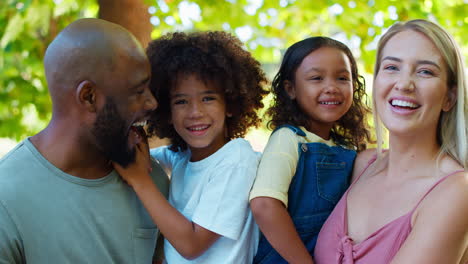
[314,157,463,264]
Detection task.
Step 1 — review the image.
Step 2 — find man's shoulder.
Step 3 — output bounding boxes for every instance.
[149,158,170,198]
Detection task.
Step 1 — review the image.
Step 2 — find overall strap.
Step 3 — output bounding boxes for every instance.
[412,170,466,210]
[273,124,306,137]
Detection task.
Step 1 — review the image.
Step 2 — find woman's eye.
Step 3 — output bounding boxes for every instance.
[418,69,435,76]
[383,65,398,71]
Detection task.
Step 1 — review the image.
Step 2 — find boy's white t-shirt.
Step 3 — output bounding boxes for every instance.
[150,138,260,264]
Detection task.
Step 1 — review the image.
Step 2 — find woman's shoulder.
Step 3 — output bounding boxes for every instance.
[351,148,379,181]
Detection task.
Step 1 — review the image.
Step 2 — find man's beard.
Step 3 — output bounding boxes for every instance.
[91,97,136,168]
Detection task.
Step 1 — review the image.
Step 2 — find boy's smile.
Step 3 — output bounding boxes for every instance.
[170,74,229,162]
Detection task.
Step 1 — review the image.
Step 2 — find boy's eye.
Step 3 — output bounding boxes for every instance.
[173,99,187,105]
[202,96,216,102]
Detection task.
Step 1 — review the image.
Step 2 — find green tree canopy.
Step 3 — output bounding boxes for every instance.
[1,0,467,140]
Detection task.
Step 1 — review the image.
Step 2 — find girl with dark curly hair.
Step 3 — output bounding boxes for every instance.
[249,37,372,264]
[114,31,268,264]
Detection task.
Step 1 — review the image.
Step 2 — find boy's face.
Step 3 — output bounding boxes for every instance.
[170,74,229,162]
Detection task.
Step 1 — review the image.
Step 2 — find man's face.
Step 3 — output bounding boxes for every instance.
[91,47,157,167]
[91,97,136,167]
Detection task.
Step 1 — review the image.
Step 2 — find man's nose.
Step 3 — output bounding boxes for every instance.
[143,89,157,111]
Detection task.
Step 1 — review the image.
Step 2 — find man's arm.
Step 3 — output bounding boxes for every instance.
[0,202,24,264]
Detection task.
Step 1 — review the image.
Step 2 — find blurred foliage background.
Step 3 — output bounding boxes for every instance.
[0,0,467,154]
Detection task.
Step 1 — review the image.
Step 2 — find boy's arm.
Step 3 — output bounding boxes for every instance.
[114,141,220,260]
[250,197,314,264]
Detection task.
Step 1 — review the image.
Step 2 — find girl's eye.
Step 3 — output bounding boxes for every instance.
[309,76,322,81]
[136,89,145,95]
[338,76,350,81]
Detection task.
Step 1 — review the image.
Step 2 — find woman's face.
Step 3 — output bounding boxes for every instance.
[374,30,453,137]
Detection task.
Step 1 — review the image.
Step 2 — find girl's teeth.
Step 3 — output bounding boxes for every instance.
[320,101,340,105]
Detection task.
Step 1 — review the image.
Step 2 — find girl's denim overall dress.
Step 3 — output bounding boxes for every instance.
[253,125,356,264]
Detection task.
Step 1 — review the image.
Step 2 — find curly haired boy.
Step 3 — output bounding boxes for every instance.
[114,31,268,264]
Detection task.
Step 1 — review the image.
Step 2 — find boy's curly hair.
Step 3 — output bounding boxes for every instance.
[146,31,269,151]
[267,37,372,151]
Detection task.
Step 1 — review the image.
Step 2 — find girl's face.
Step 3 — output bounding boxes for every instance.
[374,30,453,137]
[170,74,229,162]
[286,47,353,139]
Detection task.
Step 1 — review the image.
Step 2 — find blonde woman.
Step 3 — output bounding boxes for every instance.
[314,19,468,263]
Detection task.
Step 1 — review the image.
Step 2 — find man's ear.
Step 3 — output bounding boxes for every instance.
[442,86,457,112]
[76,80,97,113]
[284,80,296,99]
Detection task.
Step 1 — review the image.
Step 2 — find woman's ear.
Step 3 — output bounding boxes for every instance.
[284,80,296,99]
[442,86,457,112]
[76,80,97,113]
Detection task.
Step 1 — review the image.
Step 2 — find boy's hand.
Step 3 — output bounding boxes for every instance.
[113,127,152,188]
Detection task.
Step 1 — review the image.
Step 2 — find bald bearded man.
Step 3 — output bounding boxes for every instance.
[0,18,169,263]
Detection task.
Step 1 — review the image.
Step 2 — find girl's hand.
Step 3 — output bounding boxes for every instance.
[113,128,153,188]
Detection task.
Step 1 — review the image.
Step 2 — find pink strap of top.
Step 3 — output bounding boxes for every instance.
[314,152,465,264]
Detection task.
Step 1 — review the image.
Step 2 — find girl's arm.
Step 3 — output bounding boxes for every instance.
[390,172,468,264]
[114,141,220,260]
[250,197,314,264]
[249,128,314,264]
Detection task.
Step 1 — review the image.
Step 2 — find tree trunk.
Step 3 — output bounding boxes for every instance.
[98,0,152,48]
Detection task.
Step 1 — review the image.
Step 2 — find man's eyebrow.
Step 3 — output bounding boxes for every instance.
[135,77,150,88]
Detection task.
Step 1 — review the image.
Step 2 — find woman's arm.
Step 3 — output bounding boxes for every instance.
[114,141,220,260]
[390,172,468,264]
[250,197,314,264]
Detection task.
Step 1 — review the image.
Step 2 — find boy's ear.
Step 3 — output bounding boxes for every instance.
[76,80,97,113]
[442,86,457,112]
[284,80,296,99]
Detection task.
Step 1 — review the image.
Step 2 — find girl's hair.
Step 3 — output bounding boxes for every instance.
[146,31,268,151]
[373,19,467,168]
[267,36,371,151]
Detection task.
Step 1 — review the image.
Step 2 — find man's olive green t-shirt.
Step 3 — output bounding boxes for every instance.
[0,138,169,264]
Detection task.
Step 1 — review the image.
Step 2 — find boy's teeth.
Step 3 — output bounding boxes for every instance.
[391,99,419,108]
[190,125,208,131]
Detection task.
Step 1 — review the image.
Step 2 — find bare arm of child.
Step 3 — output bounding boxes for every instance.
[250,197,314,264]
[114,141,220,260]
[389,171,468,264]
